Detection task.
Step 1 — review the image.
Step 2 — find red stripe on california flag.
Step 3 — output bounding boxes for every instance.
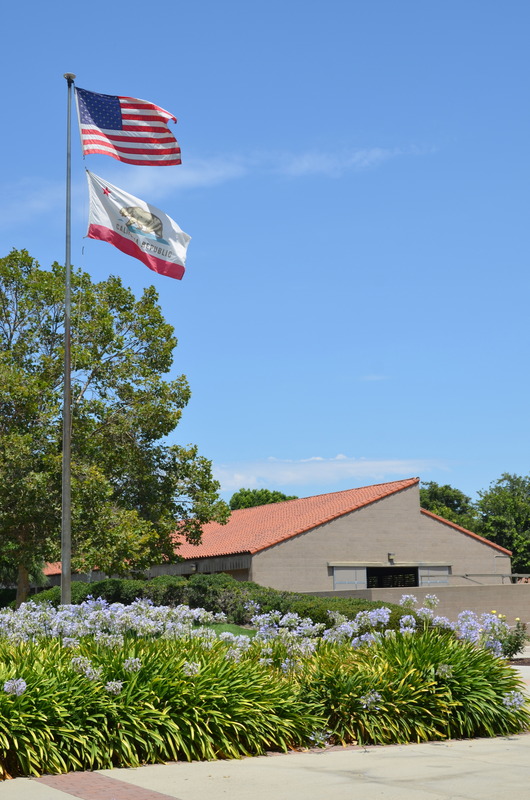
[87,224,185,279]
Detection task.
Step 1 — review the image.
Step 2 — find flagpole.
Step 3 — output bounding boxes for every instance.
[61,72,76,605]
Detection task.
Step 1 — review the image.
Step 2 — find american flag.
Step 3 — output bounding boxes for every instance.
[75,87,181,166]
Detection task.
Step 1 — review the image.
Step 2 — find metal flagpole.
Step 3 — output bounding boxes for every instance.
[61,72,76,605]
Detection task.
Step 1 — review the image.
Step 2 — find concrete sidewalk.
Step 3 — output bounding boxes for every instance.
[2,658,529,800]
[1,734,529,800]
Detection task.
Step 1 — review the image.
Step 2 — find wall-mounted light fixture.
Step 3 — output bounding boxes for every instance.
[388,553,396,564]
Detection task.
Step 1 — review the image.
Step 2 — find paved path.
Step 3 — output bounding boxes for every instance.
[1,734,528,800]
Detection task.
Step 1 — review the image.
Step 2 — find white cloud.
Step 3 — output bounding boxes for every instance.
[0,143,434,229]
[104,158,249,201]
[275,147,403,178]
[213,454,446,493]
[273,144,435,178]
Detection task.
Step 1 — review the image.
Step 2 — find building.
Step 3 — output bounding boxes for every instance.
[155,477,511,592]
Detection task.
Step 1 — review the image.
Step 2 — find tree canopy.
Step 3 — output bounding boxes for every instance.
[476,473,530,573]
[419,481,478,531]
[420,477,530,574]
[0,249,229,604]
[229,488,298,510]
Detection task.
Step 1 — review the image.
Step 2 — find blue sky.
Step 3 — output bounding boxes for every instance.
[1,1,529,502]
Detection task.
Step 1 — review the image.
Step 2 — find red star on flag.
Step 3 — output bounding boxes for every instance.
[102,186,111,196]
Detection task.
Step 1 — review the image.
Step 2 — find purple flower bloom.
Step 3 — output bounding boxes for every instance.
[105,680,123,695]
[360,690,382,709]
[123,657,142,673]
[502,691,525,710]
[399,615,417,630]
[4,678,26,696]
[399,594,417,608]
[182,661,200,676]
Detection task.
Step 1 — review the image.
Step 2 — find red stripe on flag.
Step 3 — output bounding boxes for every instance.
[121,113,175,123]
[87,224,185,279]
[82,140,181,155]
[81,124,172,135]
[82,147,182,165]
[82,132,176,144]
[120,124,171,132]
[119,98,175,120]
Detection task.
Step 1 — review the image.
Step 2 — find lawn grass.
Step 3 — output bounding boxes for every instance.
[205,622,255,637]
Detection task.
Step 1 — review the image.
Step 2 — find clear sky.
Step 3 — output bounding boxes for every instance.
[1,1,529,503]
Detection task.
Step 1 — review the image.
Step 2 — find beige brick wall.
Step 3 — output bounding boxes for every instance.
[251,484,510,592]
[313,584,530,627]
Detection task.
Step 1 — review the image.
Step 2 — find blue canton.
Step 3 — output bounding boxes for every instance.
[77,88,123,130]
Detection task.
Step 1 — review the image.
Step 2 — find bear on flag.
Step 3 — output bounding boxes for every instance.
[86,171,190,280]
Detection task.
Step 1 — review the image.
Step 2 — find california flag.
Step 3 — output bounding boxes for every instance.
[86,170,190,280]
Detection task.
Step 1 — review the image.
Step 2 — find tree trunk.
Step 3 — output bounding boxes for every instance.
[15,563,30,608]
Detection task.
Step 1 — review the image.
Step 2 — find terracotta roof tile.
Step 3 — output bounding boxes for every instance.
[175,478,420,558]
[43,562,62,577]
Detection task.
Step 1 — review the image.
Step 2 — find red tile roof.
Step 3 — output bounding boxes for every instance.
[174,478,420,558]
[420,509,512,555]
[43,477,511,576]
[43,562,62,577]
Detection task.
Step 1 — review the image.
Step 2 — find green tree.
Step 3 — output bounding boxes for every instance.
[229,488,298,510]
[476,473,530,573]
[0,249,229,605]
[419,481,478,531]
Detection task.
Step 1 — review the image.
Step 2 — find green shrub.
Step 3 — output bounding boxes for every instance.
[0,636,321,778]
[31,582,92,607]
[494,617,528,659]
[300,628,529,745]
[141,575,188,606]
[30,577,188,609]
[30,573,406,630]
[0,613,527,778]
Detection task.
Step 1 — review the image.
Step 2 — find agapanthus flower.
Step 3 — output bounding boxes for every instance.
[399,615,417,630]
[416,607,434,621]
[123,657,142,673]
[309,729,333,747]
[424,594,440,609]
[435,664,454,678]
[432,616,454,630]
[280,658,301,673]
[351,632,377,649]
[84,665,103,682]
[105,680,123,695]
[502,691,525,710]
[399,594,417,608]
[225,647,242,662]
[484,639,503,658]
[360,690,382,709]
[95,632,124,649]
[61,637,80,648]
[71,656,92,673]
[182,661,200,676]
[4,678,27,696]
